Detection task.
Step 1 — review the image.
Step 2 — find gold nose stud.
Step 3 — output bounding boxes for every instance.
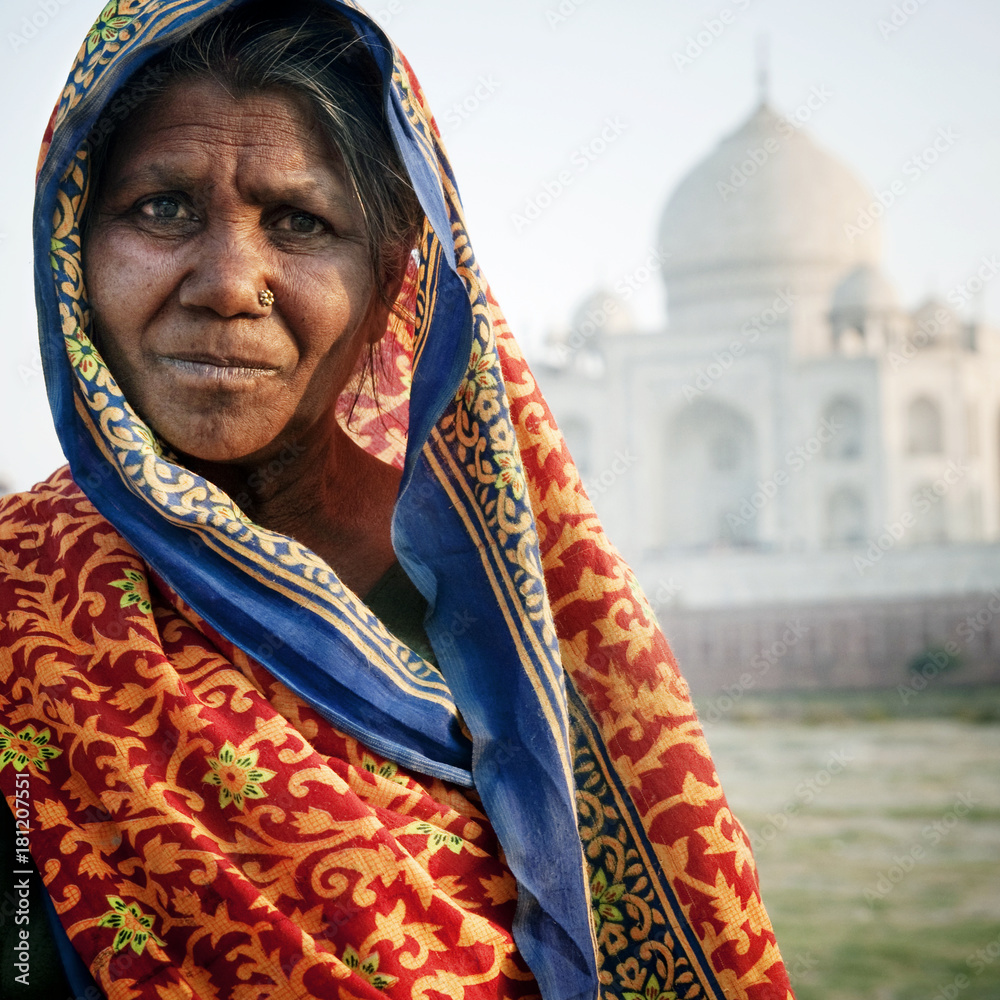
[258,290,275,308]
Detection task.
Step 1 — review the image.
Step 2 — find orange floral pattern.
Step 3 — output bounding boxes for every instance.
[97,896,166,955]
[0,724,63,773]
[17,0,796,997]
[0,470,538,999]
[202,741,276,811]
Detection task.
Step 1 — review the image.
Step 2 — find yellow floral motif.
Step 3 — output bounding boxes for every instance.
[456,342,498,410]
[50,235,69,271]
[97,895,165,955]
[203,742,276,811]
[0,724,62,773]
[623,974,678,1000]
[400,819,465,855]
[66,336,99,380]
[109,568,153,614]
[86,1,136,54]
[493,452,526,500]
[362,754,406,784]
[342,945,398,991]
[590,867,625,933]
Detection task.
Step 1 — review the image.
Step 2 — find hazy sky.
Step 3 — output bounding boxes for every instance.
[2,0,998,488]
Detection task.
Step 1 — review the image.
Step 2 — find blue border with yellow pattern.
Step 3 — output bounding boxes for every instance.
[35,2,599,997]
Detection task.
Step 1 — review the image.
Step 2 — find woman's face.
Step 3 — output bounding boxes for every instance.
[85,77,377,464]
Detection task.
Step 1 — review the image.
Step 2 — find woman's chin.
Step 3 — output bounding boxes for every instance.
[152,418,285,468]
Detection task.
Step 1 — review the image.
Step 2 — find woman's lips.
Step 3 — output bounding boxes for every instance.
[159,354,279,385]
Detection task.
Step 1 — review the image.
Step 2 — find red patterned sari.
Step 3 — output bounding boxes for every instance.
[0,1,795,998]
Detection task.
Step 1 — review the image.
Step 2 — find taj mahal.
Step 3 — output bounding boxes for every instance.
[534,96,1000,690]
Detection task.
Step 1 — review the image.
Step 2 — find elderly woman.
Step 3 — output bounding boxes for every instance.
[0,1,794,998]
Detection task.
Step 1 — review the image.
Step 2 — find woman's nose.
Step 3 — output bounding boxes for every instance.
[178,226,271,317]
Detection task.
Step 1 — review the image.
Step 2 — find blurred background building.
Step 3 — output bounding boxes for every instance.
[3,0,998,700]
[536,94,1000,693]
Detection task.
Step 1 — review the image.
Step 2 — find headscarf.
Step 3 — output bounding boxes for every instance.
[4,0,794,997]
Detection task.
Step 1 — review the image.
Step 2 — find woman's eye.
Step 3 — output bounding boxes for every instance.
[139,196,191,221]
[277,211,326,235]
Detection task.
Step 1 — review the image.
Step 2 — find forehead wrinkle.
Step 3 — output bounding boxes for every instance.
[239,172,353,211]
[110,77,326,162]
[109,117,351,208]
[116,110,310,165]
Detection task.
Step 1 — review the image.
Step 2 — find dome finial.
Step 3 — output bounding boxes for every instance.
[756,34,770,107]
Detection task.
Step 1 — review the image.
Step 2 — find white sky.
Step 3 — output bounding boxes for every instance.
[2,0,998,489]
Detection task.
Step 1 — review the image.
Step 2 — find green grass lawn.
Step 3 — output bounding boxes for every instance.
[696,687,1000,1000]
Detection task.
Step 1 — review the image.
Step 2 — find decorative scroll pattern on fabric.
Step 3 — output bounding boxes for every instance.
[495,296,794,1000]
[43,0,453,715]
[25,0,796,996]
[384,14,553,658]
[571,686,714,1000]
[0,470,538,999]
[52,1,218,139]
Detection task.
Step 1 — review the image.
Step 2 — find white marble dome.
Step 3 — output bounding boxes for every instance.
[570,288,636,339]
[660,102,881,276]
[832,264,898,314]
[911,298,963,346]
[658,102,882,345]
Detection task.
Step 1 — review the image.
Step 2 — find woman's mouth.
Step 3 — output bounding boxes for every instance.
[159,354,279,384]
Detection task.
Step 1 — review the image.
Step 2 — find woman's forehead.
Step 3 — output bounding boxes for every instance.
[103,77,352,190]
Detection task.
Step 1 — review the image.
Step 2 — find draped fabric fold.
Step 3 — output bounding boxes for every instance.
[0,1,795,997]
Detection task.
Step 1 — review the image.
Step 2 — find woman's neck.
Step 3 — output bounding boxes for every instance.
[187,418,401,596]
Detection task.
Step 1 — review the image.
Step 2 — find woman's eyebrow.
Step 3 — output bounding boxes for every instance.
[109,162,202,191]
[242,173,359,213]
[107,163,356,211]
